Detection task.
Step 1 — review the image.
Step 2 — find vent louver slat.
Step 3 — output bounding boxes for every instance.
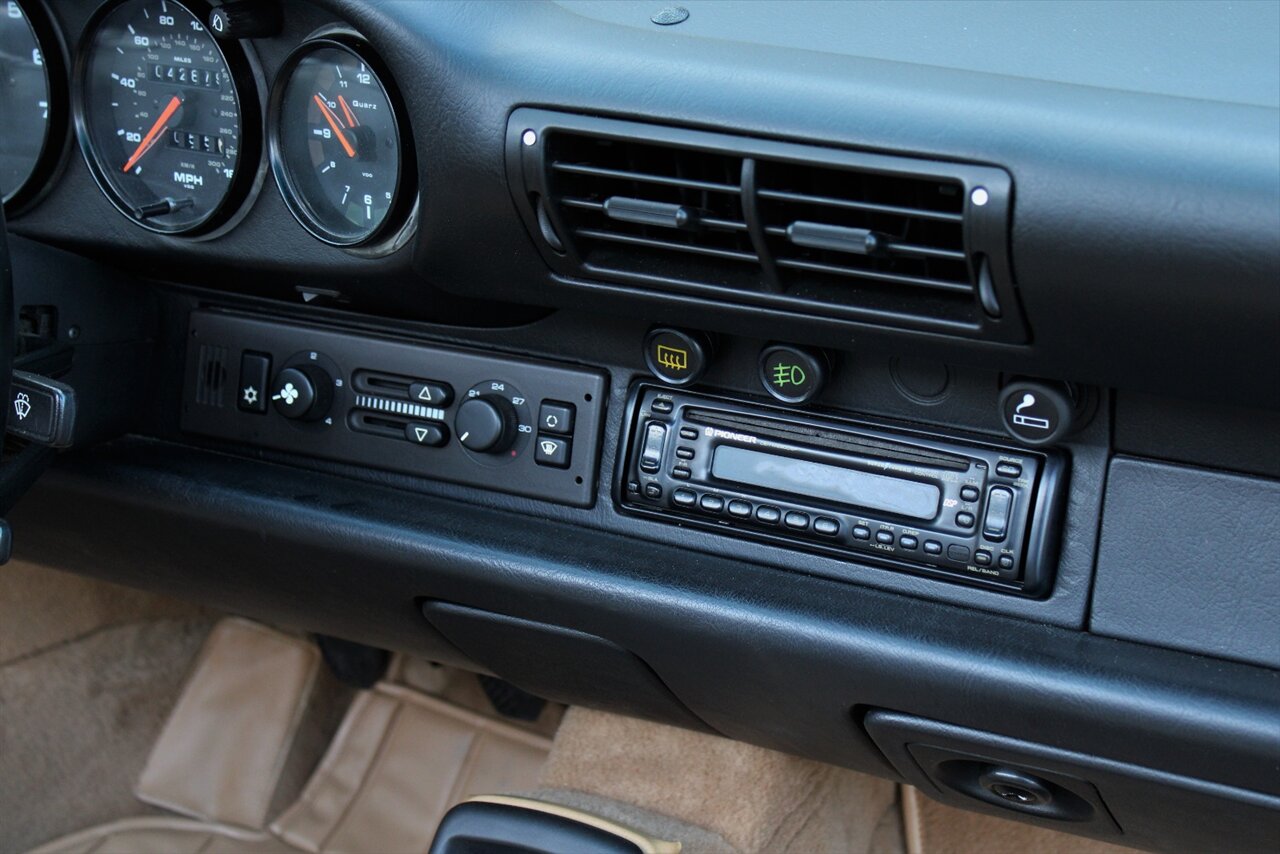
[542,133,758,290]
[510,110,1022,341]
[755,159,974,305]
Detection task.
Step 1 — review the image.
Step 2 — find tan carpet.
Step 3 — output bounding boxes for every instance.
[0,618,214,853]
[0,560,209,666]
[0,563,356,854]
[539,706,902,853]
[902,786,1141,854]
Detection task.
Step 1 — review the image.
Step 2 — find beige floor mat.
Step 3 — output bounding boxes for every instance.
[271,682,551,853]
[26,817,293,854]
[902,785,1140,854]
[392,655,565,740]
[539,706,902,854]
[135,618,322,830]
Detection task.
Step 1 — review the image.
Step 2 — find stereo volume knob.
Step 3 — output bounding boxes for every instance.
[455,396,517,453]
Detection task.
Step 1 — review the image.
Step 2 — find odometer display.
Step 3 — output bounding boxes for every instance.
[271,40,405,246]
[77,0,252,233]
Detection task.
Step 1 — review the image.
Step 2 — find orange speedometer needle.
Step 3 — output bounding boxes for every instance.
[337,95,358,127]
[122,95,181,173]
[314,95,356,158]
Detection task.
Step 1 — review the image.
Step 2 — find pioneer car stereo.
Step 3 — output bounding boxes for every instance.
[616,386,1067,595]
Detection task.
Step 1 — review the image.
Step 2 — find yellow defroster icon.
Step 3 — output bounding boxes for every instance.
[656,345,689,373]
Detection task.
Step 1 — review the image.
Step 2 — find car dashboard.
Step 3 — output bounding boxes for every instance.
[1,2,1278,852]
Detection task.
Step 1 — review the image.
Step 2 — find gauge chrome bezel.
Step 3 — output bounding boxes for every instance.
[267,32,416,252]
[3,0,71,216]
[72,0,263,236]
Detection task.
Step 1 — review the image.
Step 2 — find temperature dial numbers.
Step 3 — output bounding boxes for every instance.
[456,381,532,466]
[270,40,405,246]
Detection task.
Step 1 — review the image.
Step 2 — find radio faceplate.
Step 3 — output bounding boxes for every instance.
[616,385,1067,595]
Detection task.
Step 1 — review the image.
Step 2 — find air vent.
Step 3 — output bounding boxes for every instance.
[547,135,757,291]
[509,109,1022,341]
[194,344,228,408]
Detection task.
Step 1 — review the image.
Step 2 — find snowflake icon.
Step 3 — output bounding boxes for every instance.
[242,386,259,406]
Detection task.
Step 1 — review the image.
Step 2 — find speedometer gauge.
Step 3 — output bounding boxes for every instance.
[76,0,258,234]
[270,39,409,246]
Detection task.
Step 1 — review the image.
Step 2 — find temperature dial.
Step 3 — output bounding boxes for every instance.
[455,396,516,453]
[456,380,532,464]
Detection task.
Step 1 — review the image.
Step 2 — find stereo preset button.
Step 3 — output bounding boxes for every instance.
[538,401,575,435]
[644,483,663,499]
[899,535,919,550]
[947,544,971,562]
[996,462,1023,478]
[639,421,667,473]
[960,485,980,502]
[675,447,694,460]
[671,466,691,480]
[727,499,752,518]
[983,487,1014,541]
[955,512,975,528]
[814,517,839,536]
[875,530,894,545]
[998,554,1015,570]
[923,540,943,555]
[405,422,447,447]
[679,427,699,441]
[409,382,453,407]
[700,495,725,513]
[975,550,993,566]
[755,505,781,524]
[784,511,810,530]
[672,488,697,507]
[852,526,871,540]
[535,435,571,468]
[627,480,640,494]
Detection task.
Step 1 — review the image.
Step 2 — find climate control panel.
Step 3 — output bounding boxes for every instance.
[182,312,607,507]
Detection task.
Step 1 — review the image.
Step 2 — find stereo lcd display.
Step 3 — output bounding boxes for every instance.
[711,445,941,520]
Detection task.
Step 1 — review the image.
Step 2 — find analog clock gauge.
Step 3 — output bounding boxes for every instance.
[270,39,407,246]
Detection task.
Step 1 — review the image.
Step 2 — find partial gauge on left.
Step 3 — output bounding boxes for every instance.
[75,0,259,234]
[0,0,65,211]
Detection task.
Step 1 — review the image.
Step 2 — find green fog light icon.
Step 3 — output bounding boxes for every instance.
[772,364,807,387]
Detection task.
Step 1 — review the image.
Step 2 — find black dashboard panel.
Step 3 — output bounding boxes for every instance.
[1,1,1278,852]
[4,0,1276,404]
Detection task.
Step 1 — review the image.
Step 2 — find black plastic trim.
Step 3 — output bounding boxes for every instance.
[9,438,1277,803]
